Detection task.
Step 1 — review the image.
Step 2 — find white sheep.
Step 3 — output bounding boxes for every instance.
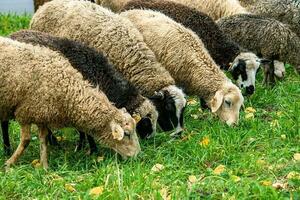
[120,9,244,126]
[0,37,140,169]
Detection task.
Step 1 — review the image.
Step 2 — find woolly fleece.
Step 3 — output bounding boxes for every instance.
[30,0,175,96]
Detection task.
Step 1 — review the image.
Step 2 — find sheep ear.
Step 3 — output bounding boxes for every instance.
[110,121,124,141]
[210,91,224,113]
[120,107,127,113]
[148,91,164,100]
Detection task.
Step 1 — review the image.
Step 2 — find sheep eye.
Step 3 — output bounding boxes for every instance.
[225,100,232,107]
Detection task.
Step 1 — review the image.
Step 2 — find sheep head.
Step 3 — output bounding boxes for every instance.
[149,85,186,137]
[230,52,262,95]
[103,108,141,158]
[209,82,244,126]
[134,98,158,139]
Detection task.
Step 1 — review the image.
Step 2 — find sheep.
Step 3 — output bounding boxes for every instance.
[121,0,264,95]
[120,9,244,126]
[3,30,158,156]
[217,14,300,80]
[30,0,186,135]
[167,0,249,21]
[242,0,300,38]
[0,36,141,169]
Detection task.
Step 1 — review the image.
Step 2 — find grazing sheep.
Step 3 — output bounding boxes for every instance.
[167,0,249,20]
[9,30,158,154]
[243,0,300,38]
[121,9,244,126]
[217,14,300,78]
[30,0,186,135]
[0,37,140,168]
[122,0,263,95]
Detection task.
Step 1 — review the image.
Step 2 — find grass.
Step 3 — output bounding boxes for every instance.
[0,14,299,200]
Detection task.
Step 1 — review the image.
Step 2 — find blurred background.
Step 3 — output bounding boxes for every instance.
[0,0,34,14]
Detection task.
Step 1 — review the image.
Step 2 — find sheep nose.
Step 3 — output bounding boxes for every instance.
[245,85,254,95]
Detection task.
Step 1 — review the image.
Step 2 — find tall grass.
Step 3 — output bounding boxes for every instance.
[0,13,31,36]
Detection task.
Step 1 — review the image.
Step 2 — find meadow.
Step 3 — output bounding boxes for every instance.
[0,14,299,199]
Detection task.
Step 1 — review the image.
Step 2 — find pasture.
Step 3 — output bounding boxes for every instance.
[0,14,299,199]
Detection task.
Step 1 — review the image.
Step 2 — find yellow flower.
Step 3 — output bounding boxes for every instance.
[245,113,254,119]
[89,186,104,197]
[151,164,165,172]
[199,136,210,147]
[260,180,272,186]
[287,171,300,180]
[294,153,300,161]
[65,183,76,192]
[245,107,256,113]
[213,165,226,175]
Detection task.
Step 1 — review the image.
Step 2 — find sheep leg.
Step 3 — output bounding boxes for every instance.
[5,124,31,169]
[86,134,98,155]
[39,126,49,169]
[268,62,276,86]
[46,127,59,146]
[1,121,11,155]
[75,131,86,152]
[262,62,275,86]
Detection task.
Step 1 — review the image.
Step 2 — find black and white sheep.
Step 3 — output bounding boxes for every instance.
[217,14,300,79]
[0,37,140,168]
[122,0,264,95]
[120,9,244,126]
[30,0,186,135]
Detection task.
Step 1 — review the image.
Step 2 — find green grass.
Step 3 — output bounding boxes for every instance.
[0,14,299,200]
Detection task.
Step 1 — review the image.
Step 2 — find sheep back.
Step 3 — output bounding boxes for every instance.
[9,30,144,115]
[246,0,300,37]
[0,37,119,134]
[30,0,175,97]
[217,14,300,73]
[168,0,249,20]
[121,9,227,100]
[122,0,242,69]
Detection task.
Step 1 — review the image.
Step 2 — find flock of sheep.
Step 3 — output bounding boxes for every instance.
[0,0,299,169]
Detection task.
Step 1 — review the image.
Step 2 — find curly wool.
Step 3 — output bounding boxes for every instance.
[168,0,249,20]
[10,30,150,116]
[244,0,300,37]
[0,36,127,144]
[30,0,175,97]
[122,0,243,69]
[120,9,228,101]
[217,14,300,73]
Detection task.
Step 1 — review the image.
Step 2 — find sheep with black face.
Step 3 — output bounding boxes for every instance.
[30,0,186,135]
